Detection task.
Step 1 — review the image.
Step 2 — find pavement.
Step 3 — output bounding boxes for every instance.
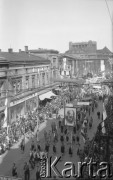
[0,100,103,180]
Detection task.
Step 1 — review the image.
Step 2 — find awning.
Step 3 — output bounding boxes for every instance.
[39,91,57,100]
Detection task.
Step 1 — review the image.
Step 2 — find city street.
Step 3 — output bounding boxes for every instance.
[0,100,103,179]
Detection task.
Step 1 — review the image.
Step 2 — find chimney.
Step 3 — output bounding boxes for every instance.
[8,48,13,53]
[19,49,21,53]
[25,46,28,53]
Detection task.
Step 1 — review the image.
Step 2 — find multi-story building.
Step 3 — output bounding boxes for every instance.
[27,46,60,81]
[60,41,112,77]
[0,47,59,128]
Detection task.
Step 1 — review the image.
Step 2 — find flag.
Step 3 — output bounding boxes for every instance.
[103,103,107,120]
[3,97,8,128]
[101,121,106,134]
[101,103,107,134]
[81,128,86,143]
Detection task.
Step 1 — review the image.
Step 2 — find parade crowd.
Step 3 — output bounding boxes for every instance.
[11,84,109,180]
[0,80,112,180]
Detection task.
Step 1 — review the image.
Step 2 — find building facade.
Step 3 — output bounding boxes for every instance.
[0,48,59,128]
[27,47,60,81]
[60,41,112,78]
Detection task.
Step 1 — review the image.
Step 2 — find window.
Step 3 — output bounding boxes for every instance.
[46,72,49,84]
[26,76,29,89]
[37,74,40,87]
[32,75,35,88]
[12,81,16,95]
[17,80,21,93]
[42,73,45,86]
[0,81,4,97]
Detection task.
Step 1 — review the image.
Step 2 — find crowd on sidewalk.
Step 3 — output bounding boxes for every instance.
[0,112,38,155]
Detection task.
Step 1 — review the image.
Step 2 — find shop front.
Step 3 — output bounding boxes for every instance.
[10,101,25,123]
[26,96,38,113]
[9,92,39,123]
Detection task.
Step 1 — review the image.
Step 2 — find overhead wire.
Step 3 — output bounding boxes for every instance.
[104,0,113,25]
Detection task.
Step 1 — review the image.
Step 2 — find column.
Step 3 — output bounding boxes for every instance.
[71,60,74,76]
[35,74,38,88]
[39,73,42,87]
[22,75,26,91]
[29,75,32,89]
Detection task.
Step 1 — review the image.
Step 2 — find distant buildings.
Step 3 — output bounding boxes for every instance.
[0,47,59,128]
[60,40,112,77]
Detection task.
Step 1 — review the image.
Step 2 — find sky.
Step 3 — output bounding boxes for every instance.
[0,0,113,53]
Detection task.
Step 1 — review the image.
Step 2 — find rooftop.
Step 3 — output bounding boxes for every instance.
[28,48,59,54]
[97,46,112,55]
[0,51,50,65]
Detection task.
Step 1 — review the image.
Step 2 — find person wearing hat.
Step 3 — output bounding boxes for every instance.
[61,143,65,156]
[69,146,73,157]
[53,144,56,154]
[60,135,64,143]
[36,165,41,180]
[61,125,63,133]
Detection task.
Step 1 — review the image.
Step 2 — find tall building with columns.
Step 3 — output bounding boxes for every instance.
[60,41,112,77]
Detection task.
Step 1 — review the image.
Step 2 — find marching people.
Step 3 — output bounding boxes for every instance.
[20,137,25,153]
[24,162,30,180]
[31,140,35,151]
[0,82,109,179]
[12,163,18,177]
[61,143,65,156]
[60,134,64,143]
[69,146,73,157]
[36,165,41,180]
[53,144,56,154]
[97,111,100,119]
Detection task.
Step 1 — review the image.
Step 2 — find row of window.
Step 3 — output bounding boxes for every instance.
[12,73,49,95]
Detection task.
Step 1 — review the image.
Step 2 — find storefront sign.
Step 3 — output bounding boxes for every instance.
[10,93,38,107]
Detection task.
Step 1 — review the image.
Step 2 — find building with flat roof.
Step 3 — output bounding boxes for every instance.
[69,40,97,54]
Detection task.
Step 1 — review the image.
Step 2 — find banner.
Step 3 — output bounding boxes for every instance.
[2,97,8,128]
[77,102,91,106]
[65,107,76,126]
[101,60,105,72]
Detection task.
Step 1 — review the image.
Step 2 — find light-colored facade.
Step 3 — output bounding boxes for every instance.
[60,41,112,78]
[0,48,59,128]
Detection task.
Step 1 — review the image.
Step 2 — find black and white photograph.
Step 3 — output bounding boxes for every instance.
[0,0,113,179]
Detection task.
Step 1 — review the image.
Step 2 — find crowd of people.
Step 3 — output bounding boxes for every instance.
[0,112,38,155]
[80,96,113,179]
[1,78,112,180]
[12,85,107,179]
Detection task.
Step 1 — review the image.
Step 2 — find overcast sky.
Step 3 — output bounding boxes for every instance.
[0,0,113,53]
